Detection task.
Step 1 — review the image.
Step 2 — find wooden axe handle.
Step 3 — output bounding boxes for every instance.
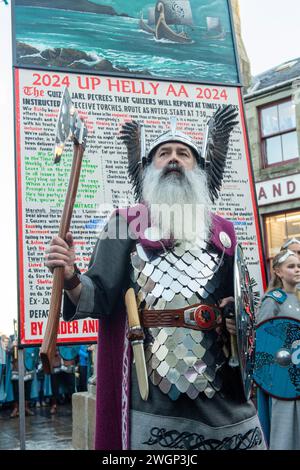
[40,144,84,373]
[40,267,64,373]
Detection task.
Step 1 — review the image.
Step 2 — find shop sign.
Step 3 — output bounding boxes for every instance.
[256,174,300,206]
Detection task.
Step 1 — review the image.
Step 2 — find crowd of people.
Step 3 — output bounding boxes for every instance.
[0,340,95,418]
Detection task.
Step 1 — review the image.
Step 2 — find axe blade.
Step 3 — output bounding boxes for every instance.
[54,87,74,163]
[73,113,88,149]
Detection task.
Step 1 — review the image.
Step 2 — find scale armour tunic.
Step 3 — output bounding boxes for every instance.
[63,214,265,450]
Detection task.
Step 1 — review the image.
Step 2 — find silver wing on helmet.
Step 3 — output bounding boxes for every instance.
[119,120,146,202]
[203,105,239,203]
[120,105,238,203]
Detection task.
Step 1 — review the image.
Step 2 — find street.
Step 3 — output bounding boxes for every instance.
[0,403,73,450]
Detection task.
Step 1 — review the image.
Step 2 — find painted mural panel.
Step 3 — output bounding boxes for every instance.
[13,0,239,85]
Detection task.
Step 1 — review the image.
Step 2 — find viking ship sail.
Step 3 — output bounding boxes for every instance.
[205,16,226,40]
[139,8,155,35]
[139,0,194,44]
[148,7,155,26]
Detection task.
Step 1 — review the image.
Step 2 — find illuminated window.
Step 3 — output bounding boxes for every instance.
[265,210,300,273]
[260,99,298,167]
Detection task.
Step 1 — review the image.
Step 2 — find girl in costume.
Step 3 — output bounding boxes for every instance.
[256,249,300,449]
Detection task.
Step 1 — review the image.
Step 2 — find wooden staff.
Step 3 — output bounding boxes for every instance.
[40,89,87,373]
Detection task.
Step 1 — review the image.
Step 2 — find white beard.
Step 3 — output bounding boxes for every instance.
[142,163,212,246]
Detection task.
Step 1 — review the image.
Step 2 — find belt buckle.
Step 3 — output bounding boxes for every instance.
[184,305,218,330]
[184,307,198,327]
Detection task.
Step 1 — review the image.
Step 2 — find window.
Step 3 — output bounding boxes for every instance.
[264,210,300,276]
[260,99,298,167]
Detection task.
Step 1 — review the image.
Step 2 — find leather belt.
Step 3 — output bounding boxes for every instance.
[140,303,222,331]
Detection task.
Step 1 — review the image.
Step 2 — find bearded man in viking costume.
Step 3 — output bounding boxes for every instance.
[45,106,266,450]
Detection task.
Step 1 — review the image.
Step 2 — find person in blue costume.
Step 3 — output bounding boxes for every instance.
[256,249,300,449]
[0,336,8,402]
[49,348,62,415]
[78,345,92,392]
[9,346,39,417]
[59,345,79,400]
[0,335,13,404]
[281,238,300,291]
[281,238,300,259]
[49,346,79,414]
[35,352,48,407]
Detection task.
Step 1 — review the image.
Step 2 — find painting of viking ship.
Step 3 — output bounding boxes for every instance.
[13,0,239,85]
[139,0,194,44]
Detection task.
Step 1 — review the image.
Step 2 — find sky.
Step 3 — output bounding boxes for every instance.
[0,0,299,335]
[239,0,300,76]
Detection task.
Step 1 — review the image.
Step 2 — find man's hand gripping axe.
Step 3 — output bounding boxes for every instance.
[40,87,87,373]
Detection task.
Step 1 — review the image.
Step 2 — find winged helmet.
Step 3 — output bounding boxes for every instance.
[119,105,239,203]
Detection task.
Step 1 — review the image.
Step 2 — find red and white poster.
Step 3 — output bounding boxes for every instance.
[15,68,266,345]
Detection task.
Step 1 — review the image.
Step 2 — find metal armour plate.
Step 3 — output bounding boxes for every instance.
[131,240,227,399]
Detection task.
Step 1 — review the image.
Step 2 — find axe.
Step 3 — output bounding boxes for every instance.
[40,87,87,373]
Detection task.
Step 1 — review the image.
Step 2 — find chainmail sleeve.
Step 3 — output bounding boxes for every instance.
[63,214,135,321]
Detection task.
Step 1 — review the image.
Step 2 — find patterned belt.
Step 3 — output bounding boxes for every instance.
[140,303,222,331]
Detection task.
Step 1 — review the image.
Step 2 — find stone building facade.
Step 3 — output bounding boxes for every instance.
[244,59,300,275]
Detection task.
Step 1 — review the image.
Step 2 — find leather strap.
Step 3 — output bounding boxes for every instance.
[63,264,81,291]
[140,303,222,331]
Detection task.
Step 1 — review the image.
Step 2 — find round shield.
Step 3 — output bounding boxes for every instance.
[253,317,300,400]
[234,244,256,401]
